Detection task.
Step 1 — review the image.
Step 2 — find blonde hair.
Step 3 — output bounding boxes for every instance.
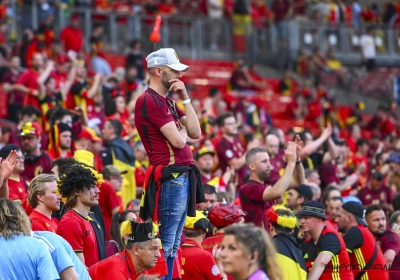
[0,198,31,239]
[224,224,283,280]
[28,174,57,208]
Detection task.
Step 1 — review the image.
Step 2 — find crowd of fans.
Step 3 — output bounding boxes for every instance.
[0,1,400,280]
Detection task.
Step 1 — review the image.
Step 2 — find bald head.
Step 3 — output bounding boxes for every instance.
[265,134,280,156]
[307,182,321,200]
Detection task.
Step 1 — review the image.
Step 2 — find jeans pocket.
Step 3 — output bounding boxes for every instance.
[169,174,187,187]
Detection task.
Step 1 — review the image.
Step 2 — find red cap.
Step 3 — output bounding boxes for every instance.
[57,54,70,64]
[19,122,41,137]
[208,202,246,229]
[78,128,102,142]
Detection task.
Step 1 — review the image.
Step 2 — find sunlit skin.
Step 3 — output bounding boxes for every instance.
[265,134,280,156]
[132,238,161,273]
[59,131,72,150]
[36,181,61,216]
[78,185,100,207]
[366,209,386,236]
[300,215,322,237]
[198,193,217,211]
[286,189,303,212]
[335,207,351,233]
[327,199,342,221]
[196,154,214,174]
[21,136,41,156]
[222,116,238,137]
[108,175,123,192]
[251,152,272,183]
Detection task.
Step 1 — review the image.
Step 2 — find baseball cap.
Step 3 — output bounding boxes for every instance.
[146,48,189,72]
[184,210,212,233]
[208,202,246,229]
[78,128,102,142]
[298,201,327,220]
[20,122,41,137]
[295,184,313,201]
[195,147,215,160]
[102,165,128,180]
[342,201,367,227]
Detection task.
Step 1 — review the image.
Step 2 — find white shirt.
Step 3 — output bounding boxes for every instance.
[360,34,376,59]
[207,0,223,19]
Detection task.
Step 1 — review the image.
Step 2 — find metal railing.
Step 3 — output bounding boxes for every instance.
[11,2,400,67]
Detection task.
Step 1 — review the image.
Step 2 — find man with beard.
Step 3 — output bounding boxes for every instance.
[28,174,60,232]
[325,196,342,231]
[335,201,388,280]
[366,205,400,280]
[57,164,106,268]
[240,141,304,230]
[19,122,52,182]
[0,144,27,203]
[265,133,286,183]
[47,123,74,160]
[134,48,203,279]
[286,184,313,215]
[197,184,217,214]
[195,146,233,192]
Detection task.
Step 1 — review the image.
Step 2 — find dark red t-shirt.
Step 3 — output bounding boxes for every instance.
[134,88,193,166]
[376,230,400,280]
[357,186,392,207]
[29,209,59,233]
[269,153,285,183]
[7,177,27,202]
[216,137,246,188]
[57,210,100,268]
[16,69,40,108]
[98,181,121,241]
[239,179,276,230]
[21,151,53,182]
[181,239,223,280]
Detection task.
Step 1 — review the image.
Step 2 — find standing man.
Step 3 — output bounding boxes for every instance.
[28,174,60,232]
[101,119,135,206]
[57,164,106,268]
[240,140,305,230]
[285,184,313,215]
[335,201,389,280]
[265,133,286,183]
[357,172,392,213]
[88,220,161,280]
[0,144,27,203]
[360,26,376,72]
[365,204,400,280]
[47,123,74,160]
[299,201,353,280]
[19,122,52,182]
[134,48,203,279]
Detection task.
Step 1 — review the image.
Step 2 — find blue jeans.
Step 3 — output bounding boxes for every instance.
[158,173,189,280]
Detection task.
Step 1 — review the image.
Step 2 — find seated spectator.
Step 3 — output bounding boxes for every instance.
[158,0,177,16]
[279,71,299,96]
[229,59,256,94]
[326,49,346,84]
[309,47,327,78]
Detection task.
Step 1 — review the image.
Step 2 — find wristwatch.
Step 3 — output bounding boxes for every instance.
[182,99,191,105]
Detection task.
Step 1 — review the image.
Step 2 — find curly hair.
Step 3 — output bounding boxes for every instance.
[51,157,78,176]
[57,164,97,208]
[0,199,31,239]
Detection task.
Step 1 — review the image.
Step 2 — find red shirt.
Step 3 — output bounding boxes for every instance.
[239,179,276,230]
[135,88,193,166]
[89,249,139,280]
[269,153,285,184]
[16,69,40,108]
[7,177,27,202]
[21,193,34,215]
[57,210,100,267]
[343,225,389,280]
[60,26,83,52]
[158,3,176,15]
[357,186,392,207]
[325,219,338,231]
[181,239,223,280]
[302,227,353,280]
[98,181,121,241]
[216,137,246,188]
[376,230,400,280]
[29,209,59,233]
[202,231,224,254]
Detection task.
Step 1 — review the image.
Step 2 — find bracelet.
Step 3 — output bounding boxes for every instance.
[182,98,191,105]
[296,160,302,165]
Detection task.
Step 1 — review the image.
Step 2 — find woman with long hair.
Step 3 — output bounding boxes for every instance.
[106,209,137,256]
[220,223,283,280]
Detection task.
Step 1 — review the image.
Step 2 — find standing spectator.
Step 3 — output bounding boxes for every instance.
[19,122,52,182]
[265,133,286,183]
[299,201,353,279]
[181,211,224,279]
[101,119,135,206]
[0,198,59,280]
[365,205,400,279]
[33,231,91,280]
[216,111,251,189]
[240,143,304,230]
[0,144,27,203]
[335,201,389,280]
[135,48,203,279]
[88,219,161,279]
[100,165,125,241]
[360,26,376,72]
[285,184,313,215]
[47,123,74,160]
[272,0,292,42]
[158,0,177,16]
[126,40,145,80]
[268,206,307,280]
[357,171,392,212]
[28,174,60,232]
[207,0,224,50]
[60,14,83,53]
[18,26,38,69]
[57,164,107,267]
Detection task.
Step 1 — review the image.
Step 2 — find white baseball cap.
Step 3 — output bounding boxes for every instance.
[146,48,189,72]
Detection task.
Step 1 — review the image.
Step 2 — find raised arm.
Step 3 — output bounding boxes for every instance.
[300,124,332,159]
[289,135,305,188]
[86,73,102,99]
